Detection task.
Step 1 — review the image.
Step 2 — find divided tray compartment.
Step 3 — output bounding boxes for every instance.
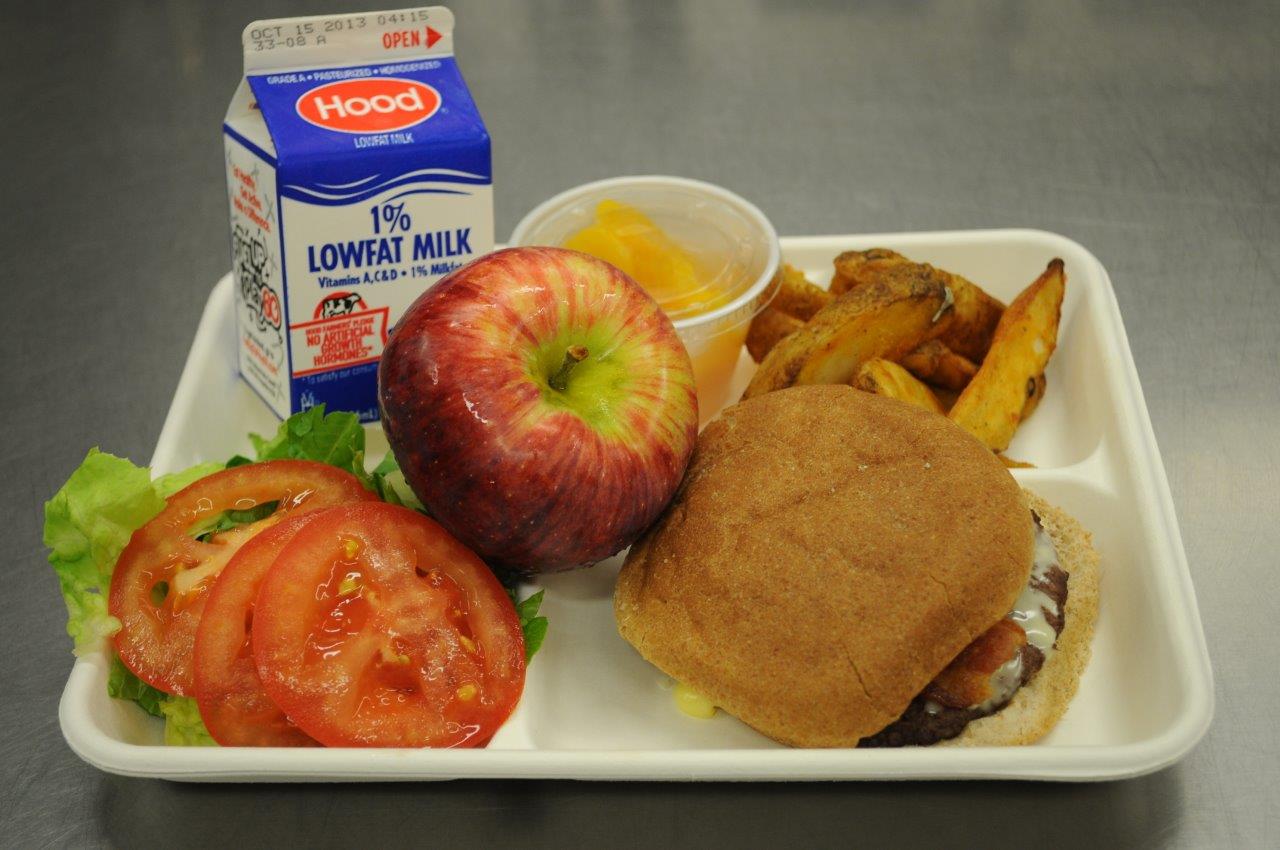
[58,230,1212,781]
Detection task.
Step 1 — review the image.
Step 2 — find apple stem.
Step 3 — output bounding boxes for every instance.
[548,345,589,392]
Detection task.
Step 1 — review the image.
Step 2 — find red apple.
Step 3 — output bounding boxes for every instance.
[378,247,699,573]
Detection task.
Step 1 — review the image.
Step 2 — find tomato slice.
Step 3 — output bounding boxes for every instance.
[109,460,377,696]
[253,502,526,748]
[194,513,322,747]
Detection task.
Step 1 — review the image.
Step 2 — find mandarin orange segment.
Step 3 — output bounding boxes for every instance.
[564,199,723,317]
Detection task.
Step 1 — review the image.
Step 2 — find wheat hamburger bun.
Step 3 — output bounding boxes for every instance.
[614,385,1098,748]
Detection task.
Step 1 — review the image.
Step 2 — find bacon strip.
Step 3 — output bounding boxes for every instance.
[924,618,1027,709]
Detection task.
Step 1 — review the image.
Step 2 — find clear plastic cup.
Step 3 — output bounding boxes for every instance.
[510,175,780,422]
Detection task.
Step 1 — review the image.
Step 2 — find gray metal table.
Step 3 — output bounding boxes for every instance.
[2,2,1274,846]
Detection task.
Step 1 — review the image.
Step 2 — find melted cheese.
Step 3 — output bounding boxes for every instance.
[673,682,717,719]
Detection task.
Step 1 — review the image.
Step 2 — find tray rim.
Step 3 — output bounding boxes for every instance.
[58,228,1214,782]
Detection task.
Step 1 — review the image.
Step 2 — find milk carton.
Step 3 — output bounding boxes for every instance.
[224,7,492,421]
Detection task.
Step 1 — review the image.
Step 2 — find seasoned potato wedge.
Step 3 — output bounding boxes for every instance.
[743,274,950,398]
[771,264,832,321]
[948,260,1065,451]
[746,308,804,363]
[830,247,908,295]
[1021,373,1047,421]
[933,385,960,411]
[998,454,1036,469]
[900,340,979,391]
[829,250,1004,361]
[940,271,1007,362]
[853,358,945,414]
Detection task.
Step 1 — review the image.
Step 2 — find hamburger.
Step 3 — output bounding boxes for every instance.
[614,385,1099,747]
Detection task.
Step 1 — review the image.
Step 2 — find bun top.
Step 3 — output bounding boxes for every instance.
[614,385,1034,747]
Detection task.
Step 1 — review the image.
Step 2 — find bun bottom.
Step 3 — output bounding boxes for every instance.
[939,490,1101,747]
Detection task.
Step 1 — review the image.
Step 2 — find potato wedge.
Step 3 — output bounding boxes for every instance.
[830,248,908,295]
[948,260,1065,451]
[744,269,956,398]
[940,270,1007,363]
[800,261,1008,383]
[853,358,945,414]
[1021,373,1047,421]
[900,340,979,391]
[771,264,832,321]
[933,386,960,411]
[743,274,951,398]
[829,250,1003,361]
[746,308,804,363]
[998,454,1036,469]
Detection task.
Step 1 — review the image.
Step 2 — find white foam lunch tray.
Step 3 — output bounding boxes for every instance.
[59,230,1213,781]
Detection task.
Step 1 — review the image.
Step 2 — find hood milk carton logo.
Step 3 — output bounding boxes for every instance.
[296,78,441,134]
[223,7,493,423]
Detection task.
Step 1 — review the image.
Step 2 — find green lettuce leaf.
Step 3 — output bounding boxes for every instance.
[190,501,279,541]
[511,589,549,662]
[155,462,224,498]
[367,452,420,509]
[248,405,366,475]
[106,655,168,718]
[245,404,412,505]
[43,450,167,655]
[159,697,217,746]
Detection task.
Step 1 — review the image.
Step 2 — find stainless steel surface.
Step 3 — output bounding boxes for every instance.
[2,1,1274,846]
